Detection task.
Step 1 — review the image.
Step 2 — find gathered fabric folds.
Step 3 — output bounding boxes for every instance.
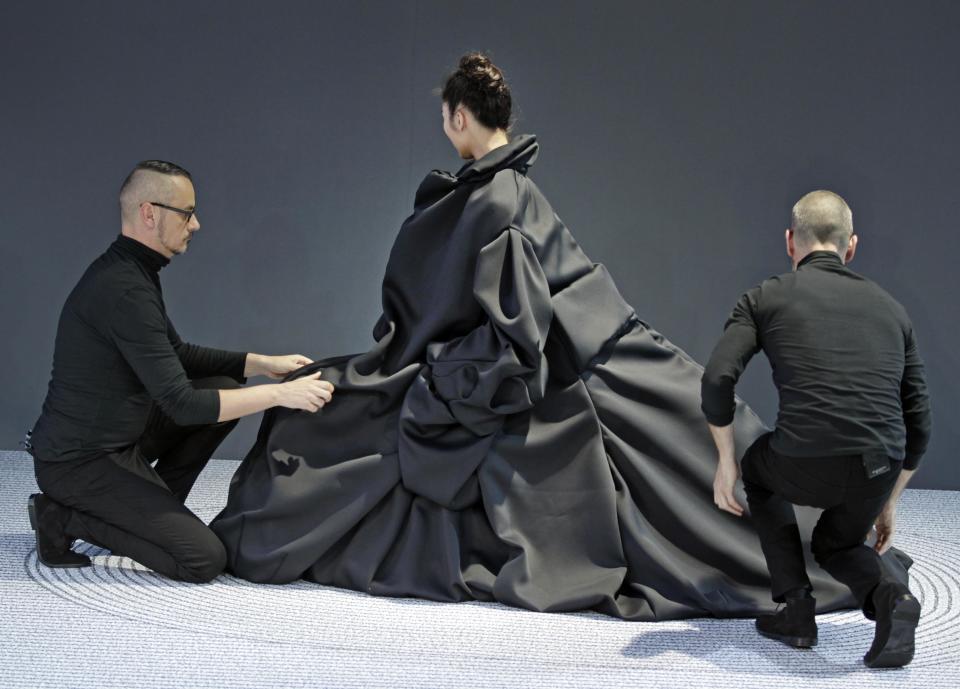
[211,135,880,619]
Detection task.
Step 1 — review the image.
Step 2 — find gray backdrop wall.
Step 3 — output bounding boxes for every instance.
[2,1,957,489]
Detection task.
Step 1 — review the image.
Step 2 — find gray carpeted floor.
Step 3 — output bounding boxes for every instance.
[2,449,958,688]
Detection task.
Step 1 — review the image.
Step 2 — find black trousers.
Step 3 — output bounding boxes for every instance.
[741,432,902,613]
[32,376,240,583]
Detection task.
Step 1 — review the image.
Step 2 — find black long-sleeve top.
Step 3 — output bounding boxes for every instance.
[30,235,247,462]
[701,251,931,470]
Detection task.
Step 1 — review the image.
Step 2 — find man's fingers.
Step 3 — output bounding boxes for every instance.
[308,389,332,405]
[308,396,328,411]
[719,501,739,516]
[719,490,744,517]
[308,383,333,401]
[876,529,892,554]
[714,490,741,517]
[724,493,744,516]
[713,475,744,517]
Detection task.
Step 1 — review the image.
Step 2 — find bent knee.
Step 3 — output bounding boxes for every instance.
[810,529,855,566]
[177,534,227,583]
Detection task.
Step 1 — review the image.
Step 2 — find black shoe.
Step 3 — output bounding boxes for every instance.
[27,493,91,568]
[756,596,818,648]
[864,582,921,668]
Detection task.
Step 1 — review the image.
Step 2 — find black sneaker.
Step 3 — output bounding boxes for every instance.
[864,581,921,668]
[27,494,91,568]
[756,596,818,648]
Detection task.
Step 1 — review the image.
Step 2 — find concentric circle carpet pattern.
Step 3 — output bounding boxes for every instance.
[2,450,958,688]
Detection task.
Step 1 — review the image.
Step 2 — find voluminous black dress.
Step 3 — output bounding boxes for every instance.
[211,136,869,619]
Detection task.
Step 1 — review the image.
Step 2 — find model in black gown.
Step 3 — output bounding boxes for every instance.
[210,132,872,619]
[211,57,903,620]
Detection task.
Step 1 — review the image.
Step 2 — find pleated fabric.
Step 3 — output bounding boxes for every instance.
[211,135,886,619]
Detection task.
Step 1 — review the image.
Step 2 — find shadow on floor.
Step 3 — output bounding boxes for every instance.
[620,618,884,677]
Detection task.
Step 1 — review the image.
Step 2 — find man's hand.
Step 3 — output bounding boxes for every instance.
[714,459,745,516]
[874,503,896,554]
[245,353,314,379]
[262,354,314,379]
[275,372,334,413]
[707,422,745,516]
[873,467,916,554]
[217,371,333,422]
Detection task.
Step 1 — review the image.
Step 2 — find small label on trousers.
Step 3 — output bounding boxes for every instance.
[862,453,891,479]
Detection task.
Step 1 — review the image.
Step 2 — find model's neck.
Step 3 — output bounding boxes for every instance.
[469,130,510,161]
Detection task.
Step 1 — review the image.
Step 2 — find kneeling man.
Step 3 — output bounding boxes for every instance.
[27,160,333,582]
[701,190,931,668]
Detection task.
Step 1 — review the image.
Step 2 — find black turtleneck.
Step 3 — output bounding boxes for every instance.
[30,235,247,462]
[701,250,932,469]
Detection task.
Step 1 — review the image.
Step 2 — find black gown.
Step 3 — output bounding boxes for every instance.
[211,135,868,620]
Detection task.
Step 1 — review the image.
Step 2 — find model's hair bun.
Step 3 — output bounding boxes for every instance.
[442,52,512,130]
[457,53,506,95]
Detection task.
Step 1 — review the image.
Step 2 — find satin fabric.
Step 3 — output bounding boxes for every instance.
[212,136,869,619]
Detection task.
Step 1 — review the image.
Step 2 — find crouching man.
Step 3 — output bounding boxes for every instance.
[702,190,931,668]
[27,160,334,582]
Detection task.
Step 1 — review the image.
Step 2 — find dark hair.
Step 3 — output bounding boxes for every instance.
[441,52,512,130]
[119,159,192,197]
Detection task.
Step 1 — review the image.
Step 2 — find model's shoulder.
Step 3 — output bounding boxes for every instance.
[504,171,558,217]
[483,166,528,201]
[498,173,574,257]
[456,168,525,230]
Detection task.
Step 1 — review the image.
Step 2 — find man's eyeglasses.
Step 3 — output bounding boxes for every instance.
[146,201,196,221]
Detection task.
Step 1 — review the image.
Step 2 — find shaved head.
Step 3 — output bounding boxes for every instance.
[119,160,193,224]
[790,190,854,253]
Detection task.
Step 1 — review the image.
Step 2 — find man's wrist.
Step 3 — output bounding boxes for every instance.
[245,353,268,378]
[268,382,282,406]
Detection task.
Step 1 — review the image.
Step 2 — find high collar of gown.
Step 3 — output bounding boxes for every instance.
[414,135,540,207]
[455,134,539,182]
